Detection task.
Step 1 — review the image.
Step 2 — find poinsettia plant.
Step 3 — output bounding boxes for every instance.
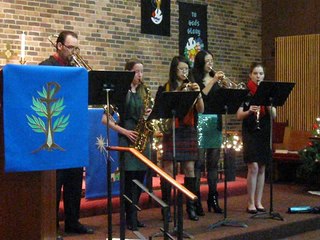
[297,116,320,186]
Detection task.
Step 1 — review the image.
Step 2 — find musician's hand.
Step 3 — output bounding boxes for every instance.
[214,71,225,82]
[145,108,152,117]
[249,105,260,114]
[124,129,139,143]
[189,83,201,91]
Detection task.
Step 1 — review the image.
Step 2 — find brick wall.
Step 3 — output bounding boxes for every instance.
[0,0,262,171]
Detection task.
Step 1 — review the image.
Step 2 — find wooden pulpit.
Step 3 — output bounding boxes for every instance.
[0,70,56,239]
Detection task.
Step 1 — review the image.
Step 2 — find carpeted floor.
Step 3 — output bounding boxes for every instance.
[58,177,320,240]
[59,174,246,219]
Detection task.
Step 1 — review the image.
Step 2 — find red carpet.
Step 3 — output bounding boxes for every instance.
[59,182,320,239]
[58,174,247,220]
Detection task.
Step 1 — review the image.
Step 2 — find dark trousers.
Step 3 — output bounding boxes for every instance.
[56,168,83,227]
[124,170,146,224]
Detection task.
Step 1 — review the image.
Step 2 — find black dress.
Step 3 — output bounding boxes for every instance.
[241,94,271,164]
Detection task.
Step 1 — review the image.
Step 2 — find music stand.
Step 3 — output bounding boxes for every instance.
[206,88,249,230]
[88,70,134,240]
[153,90,199,240]
[250,81,295,221]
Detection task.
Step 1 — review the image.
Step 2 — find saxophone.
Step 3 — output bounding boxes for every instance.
[131,84,154,152]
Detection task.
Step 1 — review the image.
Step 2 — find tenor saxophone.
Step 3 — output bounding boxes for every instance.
[131,84,154,152]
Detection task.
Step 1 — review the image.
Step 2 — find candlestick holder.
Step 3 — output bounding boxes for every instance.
[19,57,26,65]
[0,43,15,62]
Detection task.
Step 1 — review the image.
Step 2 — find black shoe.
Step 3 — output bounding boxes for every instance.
[246,208,258,214]
[256,207,266,212]
[57,235,63,240]
[195,201,205,216]
[207,191,223,214]
[126,220,145,230]
[137,220,146,228]
[126,223,138,231]
[65,223,94,234]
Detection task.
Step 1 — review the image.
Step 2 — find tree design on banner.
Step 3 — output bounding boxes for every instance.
[26,82,70,153]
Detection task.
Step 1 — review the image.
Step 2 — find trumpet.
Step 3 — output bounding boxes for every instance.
[48,34,92,71]
[209,67,246,89]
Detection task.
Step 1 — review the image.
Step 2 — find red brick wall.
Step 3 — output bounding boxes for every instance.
[0,0,262,171]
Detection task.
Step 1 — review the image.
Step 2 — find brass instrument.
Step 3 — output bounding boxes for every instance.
[210,67,246,89]
[48,34,92,71]
[131,84,155,152]
[158,118,172,135]
[158,75,197,135]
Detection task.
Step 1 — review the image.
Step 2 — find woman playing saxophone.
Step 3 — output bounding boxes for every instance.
[101,59,151,230]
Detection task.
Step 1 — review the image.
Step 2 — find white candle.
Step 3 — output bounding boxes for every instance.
[20,32,26,59]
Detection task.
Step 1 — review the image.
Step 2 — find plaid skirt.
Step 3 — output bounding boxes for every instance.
[162,126,199,162]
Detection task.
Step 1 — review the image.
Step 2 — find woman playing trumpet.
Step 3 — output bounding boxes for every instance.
[236,62,276,214]
[192,50,224,215]
[157,55,204,221]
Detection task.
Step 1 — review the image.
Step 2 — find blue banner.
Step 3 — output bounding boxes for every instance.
[3,64,88,172]
[85,108,120,199]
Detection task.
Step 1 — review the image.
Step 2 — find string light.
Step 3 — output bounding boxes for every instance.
[221,133,243,152]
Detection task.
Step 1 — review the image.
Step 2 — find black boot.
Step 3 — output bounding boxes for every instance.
[194,160,205,217]
[207,191,223,213]
[184,177,199,221]
[160,178,172,222]
[195,190,205,216]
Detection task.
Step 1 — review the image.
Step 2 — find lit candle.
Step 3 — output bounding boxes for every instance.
[20,32,26,60]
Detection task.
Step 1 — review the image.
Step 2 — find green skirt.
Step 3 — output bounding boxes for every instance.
[197,114,222,149]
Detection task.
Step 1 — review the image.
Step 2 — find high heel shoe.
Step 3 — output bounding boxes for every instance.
[207,191,223,213]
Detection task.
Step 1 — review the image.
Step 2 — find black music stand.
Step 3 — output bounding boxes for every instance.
[88,70,134,240]
[250,81,295,221]
[152,90,200,240]
[207,88,249,230]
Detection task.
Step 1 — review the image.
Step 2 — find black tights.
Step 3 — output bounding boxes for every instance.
[124,170,146,223]
[195,148,220,193]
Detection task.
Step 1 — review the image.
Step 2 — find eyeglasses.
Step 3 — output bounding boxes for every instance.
[177,67,189,72]
[62,43,80,54]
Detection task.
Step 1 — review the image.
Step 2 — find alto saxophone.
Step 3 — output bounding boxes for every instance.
[131,84,154,152]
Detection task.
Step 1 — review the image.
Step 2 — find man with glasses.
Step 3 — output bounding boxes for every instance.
[40,31,94,239]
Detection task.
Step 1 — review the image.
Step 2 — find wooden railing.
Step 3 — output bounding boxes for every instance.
[107,146,197,201]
